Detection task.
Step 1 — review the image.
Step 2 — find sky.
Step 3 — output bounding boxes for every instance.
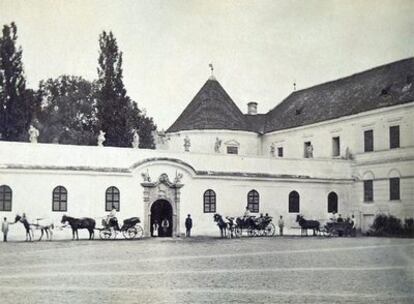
[1,0,413,129]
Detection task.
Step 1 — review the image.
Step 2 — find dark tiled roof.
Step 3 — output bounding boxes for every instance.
[167,78,248,132]
[244,114,267,134]
[167,58,414,134]
[265,57,414,133]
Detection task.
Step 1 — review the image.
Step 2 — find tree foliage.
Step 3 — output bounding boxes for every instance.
[96,31,131,147]
[0,24,156,148]
[96,31,156,148]
[0,22,38,141]
[37,75,98,145]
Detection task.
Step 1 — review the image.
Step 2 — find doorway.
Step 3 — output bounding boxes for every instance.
[150,199,173,237]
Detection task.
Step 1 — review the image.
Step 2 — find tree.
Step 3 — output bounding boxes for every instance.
[37,75,98,145]
[96,31,131,147]
[96,31,156,148]
[0,22,37,141]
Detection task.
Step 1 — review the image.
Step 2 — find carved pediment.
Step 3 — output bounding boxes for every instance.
[224,139,240,147]
[141,172,184,189]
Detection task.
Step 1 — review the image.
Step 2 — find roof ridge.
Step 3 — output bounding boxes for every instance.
[288,57,413,96]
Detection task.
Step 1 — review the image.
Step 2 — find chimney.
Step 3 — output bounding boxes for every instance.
[247,102,258,115]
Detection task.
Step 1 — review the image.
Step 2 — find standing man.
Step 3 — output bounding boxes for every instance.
[278,215,284,236]
[2,217,10,242]
[351,214,358,236]
[161,218,170,237]
[185,214,193,237]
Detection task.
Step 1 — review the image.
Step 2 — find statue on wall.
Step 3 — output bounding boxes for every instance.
[305,143,314,158]
[345,147,353,160]
[141,170,151,182]
[97,130,106,147]
[174,171,183,184]
[270,143,275,157]
[184,135,191,152]
[214,137,222,153]
[132,129,140,148]
[28,125,39,143]
[152,129,170,149]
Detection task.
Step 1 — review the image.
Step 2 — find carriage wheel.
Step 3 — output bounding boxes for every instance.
[247,228,255,237]
[234,227,242,238]
[122,227,137,239]
[234,226,241,237]
[99,229,113,240]
[135,225,144,239]
[330,228,339,237]
[264,223,275,236]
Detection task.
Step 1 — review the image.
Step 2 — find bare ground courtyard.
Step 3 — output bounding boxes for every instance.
[0,236,413,304]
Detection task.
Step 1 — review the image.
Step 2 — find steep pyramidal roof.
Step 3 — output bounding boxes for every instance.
[167,58,414,134]
[167,78,248,132]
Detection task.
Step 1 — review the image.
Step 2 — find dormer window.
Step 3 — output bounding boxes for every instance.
[224,140,240,155]
[227,146,238,154]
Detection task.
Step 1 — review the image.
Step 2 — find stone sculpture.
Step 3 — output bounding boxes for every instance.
[28,125,39,143]
[97,130,106,147]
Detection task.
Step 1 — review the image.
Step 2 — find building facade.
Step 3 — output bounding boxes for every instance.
[0,58,413,238]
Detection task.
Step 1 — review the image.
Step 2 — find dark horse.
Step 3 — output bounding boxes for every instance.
[213,213,229,238]
[61,215,95,240]
[296,215,320,236]
[14,214,33,241]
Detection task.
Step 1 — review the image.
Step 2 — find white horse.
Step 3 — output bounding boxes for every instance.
[31,218,55,241]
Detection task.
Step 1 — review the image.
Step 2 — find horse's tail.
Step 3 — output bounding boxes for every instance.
[51,223,55,230]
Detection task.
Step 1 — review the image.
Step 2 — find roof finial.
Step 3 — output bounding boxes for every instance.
[209,63,216,80]
[293,80,296,91]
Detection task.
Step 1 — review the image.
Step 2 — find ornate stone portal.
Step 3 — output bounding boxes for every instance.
[141,172,184,237]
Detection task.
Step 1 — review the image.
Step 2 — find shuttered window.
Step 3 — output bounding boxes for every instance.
[363,180,373,202]
[364,130,373,152]
[389,126,400,149]
[389,178,400,201]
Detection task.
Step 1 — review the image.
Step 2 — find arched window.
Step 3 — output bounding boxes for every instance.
[247,190,259,213]
[0,185,12,211]
[327,192,338,213]
[52,186,67,212]
[203,189,216,213]
[106,186,120,211]
[288,191,300,213]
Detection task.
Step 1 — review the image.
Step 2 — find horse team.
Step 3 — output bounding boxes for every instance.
[13,214,96,241]
[10,212,355,241]
[213,213,356,238]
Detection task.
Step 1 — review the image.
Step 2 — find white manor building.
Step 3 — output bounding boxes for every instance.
[1,57,413,238]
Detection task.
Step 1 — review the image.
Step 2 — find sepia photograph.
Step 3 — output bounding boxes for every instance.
[0,1,413,303]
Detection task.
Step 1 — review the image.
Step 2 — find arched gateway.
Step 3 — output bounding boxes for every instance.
[141,172,184,237]
[150,199,173,237]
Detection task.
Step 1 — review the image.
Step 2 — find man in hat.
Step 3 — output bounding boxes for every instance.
[185,214,193,237]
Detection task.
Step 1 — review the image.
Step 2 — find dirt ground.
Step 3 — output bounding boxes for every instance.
[0,236,413,304]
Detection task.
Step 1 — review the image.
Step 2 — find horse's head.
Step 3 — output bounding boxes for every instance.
[296,214,303,222]
[61,215,68,224]
[213,213,221,222]
[14,214,21,223]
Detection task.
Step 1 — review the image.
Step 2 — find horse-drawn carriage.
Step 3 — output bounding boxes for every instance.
[60,215,144,240]
[295,214,355,237]
[321,220,354,237]
[235,215,275,237]
[213,214,275,238]
[97,217,144,240]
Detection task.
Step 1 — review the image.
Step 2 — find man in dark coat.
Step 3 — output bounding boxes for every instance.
[185,214,193,237]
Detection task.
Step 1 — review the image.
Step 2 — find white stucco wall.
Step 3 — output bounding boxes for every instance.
[1,103,413,239]
[165,130,262,156]
[262,103,414,159]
